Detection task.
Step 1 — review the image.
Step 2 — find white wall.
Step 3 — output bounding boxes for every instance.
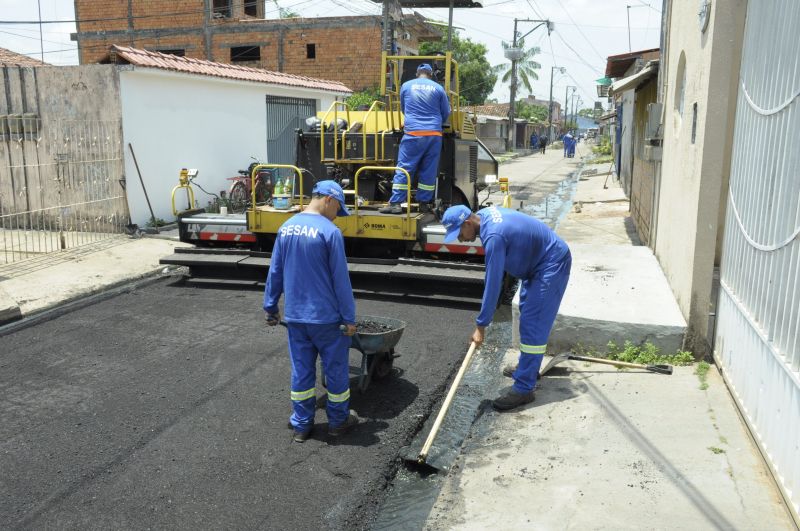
[119,68,342,225]
[654,0,746,353]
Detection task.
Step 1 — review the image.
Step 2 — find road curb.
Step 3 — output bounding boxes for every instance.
[0,269,178,337]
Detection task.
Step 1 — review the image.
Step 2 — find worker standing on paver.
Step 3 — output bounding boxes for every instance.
[380,63,450,214]
[264,180,360,442]
[441,205,571,411]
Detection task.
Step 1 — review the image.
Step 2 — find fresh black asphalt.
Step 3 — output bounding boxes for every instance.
[0,278,479,529]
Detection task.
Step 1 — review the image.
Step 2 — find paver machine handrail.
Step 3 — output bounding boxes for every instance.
[248,163,305,209]
[353,165,412,236]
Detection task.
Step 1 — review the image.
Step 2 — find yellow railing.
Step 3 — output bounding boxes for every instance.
[353,166,412,236]
[248,164,305,210]
[319,101,351,161]
[171,168,196,215]
[380,52,461,134]
[348,100,387,162]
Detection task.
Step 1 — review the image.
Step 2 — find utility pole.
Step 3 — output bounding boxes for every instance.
[447,0,454,51]
[548,65,565,141]
[37,0,44,62]
[626,5,632,52]
[564,85,576,130]
[507,18,519,152]
[506,19,552,151]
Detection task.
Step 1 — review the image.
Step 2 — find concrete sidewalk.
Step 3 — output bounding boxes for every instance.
[424,160,796,529]
[0,235,188,325]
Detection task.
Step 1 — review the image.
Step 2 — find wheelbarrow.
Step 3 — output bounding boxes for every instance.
[347,315,406,392]
[278,315,406,393]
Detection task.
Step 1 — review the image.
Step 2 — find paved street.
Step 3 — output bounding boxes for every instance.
[0,279,478,529]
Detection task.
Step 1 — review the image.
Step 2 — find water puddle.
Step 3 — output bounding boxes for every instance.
[371,163,584,529]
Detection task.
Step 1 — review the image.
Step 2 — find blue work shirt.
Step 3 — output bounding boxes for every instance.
[400,77,450,133]
[264,212,356,325]
[476,207,570,327]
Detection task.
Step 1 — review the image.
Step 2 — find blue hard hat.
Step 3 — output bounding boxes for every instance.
[312,180,349,217]
[417,63,433,73]
[441,205,472,243]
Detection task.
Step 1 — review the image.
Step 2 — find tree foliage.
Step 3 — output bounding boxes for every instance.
[578,107,599,118]
[493,38,541,94]
[419,31,497,105]
[515,100,548,124]
[345,86,382,110]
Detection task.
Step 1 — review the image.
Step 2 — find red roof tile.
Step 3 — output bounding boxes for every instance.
[0,47,48,67]
[106,45,351,94]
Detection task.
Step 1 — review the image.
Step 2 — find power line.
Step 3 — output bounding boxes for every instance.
[552,0,606,62]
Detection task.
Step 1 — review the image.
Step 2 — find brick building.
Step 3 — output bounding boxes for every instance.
[73,1,440,91]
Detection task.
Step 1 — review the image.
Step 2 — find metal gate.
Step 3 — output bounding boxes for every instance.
[265,96,317,165]
[714,1,800,517]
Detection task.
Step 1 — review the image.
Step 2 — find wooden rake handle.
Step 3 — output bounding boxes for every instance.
[417,341,478,465]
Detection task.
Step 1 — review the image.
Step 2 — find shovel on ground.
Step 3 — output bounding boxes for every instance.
[540,352,673,376]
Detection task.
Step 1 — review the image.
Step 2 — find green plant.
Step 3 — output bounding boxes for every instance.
[591,155,613,165]
[146,217,168,227]
[695,361,711,390]
[708,446,725,454]
[345,86,382,110]
[592,137,612,156]
[604,340,695,366]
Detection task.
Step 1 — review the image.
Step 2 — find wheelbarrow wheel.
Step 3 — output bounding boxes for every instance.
[369,349,395,380]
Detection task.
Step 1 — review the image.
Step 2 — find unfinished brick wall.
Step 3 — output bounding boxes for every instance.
[75,2,421,90]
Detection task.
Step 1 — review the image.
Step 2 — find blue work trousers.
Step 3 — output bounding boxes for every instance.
[390,134,442,204]
[287,322,351,431]
[512,252,572,393]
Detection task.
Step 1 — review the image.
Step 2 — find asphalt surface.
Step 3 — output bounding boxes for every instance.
[0,278,479,530]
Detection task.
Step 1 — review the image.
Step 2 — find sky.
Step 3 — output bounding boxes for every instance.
[0,0,661,111]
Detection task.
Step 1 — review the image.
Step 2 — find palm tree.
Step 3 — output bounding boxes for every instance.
[493,39,542,94]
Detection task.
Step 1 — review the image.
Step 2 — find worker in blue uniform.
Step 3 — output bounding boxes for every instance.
[264,180,359,441]
[441,205,572,411]
[568,130,577,158]
[563,131,573,158]
[380,63,450,214]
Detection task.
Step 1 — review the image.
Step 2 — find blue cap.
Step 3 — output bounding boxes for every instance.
[417,63,433,73]
[442,205,472,243]
[312,180,349,217]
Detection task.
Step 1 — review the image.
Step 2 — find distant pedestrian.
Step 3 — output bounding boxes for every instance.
[264,180,360,442]
[530,133,538,151]
[562,132,573,158]
[538,135,548,154]
[440,205,572,411]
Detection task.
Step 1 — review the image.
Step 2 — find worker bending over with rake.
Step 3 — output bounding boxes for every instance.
[380,63,450,214]
[441,205,572,411]
[265,180,359,442]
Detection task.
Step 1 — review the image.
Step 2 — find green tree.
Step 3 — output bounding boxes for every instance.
[345,86,382,110]
[578,107,599,118]
[419,31,497,105]
[493,39,541,93]
[515,100,548,123]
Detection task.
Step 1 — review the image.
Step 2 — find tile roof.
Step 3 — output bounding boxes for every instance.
[0,47,48,67]
[105,45,352,94]
[465,103,511,118]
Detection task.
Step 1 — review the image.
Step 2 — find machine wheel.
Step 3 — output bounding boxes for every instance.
[229,182,248,213]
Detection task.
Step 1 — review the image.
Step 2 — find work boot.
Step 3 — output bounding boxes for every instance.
[328,412,360,436]
[492,389,535,411]
[292,426,313,443]
[418,202,434,214]
[502,364,517,378]
[379,203,403,214]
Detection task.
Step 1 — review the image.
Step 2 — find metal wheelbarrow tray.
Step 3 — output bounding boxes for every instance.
[350,315,406,392]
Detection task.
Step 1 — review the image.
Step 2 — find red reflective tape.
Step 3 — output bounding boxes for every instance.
[423,243,485,255]
[198,231,256,242]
